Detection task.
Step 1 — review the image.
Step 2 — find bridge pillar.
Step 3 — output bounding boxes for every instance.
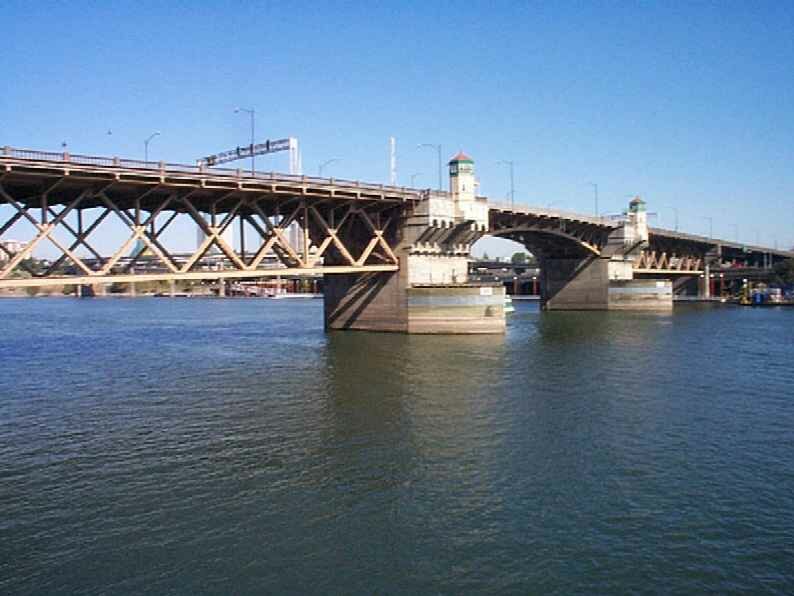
[542,197,672,311]
[324,151,505,334]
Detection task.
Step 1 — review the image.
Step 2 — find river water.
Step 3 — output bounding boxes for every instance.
[1,298,793,595]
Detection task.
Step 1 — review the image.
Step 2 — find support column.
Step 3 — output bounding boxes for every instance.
[130,281,136,297]
[703,262,711,299]
[218,279,225,297]
[324,257,505,334]
[169,279,176,297]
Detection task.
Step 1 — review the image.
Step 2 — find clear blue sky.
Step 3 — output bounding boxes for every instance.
[3,1,793,256]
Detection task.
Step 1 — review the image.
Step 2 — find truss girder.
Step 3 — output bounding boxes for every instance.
[634,250,703,273]
[0,182,401,288]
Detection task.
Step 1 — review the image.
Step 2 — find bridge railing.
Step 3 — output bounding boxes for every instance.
[488,201,620,226]
[0,145,425,198]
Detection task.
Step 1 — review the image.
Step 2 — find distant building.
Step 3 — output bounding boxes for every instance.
[0,239,26,262]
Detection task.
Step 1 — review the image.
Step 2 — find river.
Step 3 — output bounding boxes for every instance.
[1,298,793,594]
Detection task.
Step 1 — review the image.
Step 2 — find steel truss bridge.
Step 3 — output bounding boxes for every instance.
[0,147,413,289]
[1,147,791,290]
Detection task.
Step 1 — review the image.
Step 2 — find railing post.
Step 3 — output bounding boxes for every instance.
[2,146,9,156]
[113,156,119,166]
[63,151,70,162]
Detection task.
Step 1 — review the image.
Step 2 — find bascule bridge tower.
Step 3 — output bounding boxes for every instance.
[323,150,504,333]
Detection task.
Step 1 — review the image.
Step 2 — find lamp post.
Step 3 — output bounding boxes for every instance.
[701,216,713,238]
[663,205,679,231]
[318,158,341,177]
[234,107,255,175]
[418,143,442,191]
[589,183,599,217]
[410,173,423,187]
[144,131,160,164]
[497,160,515,208]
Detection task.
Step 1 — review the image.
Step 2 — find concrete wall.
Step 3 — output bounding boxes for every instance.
[608,279,673,310]
[543,256,673,311]
[407,285,505,334]
[543,257,609,310]
[406,255,469,285]
[324,269,408,333]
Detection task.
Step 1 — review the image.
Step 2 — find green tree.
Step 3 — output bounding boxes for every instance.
[772,259,794,285]
[511,252,528,265]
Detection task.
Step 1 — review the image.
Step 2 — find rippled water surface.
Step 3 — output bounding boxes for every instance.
[1,298,793,595]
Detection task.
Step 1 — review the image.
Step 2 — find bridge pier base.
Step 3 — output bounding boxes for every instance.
[324,268,505,334]
[542,256,673,311]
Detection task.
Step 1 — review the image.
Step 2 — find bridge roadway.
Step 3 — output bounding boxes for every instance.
[1,146,791,292]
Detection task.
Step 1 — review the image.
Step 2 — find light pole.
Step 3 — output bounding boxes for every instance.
[663,205,679,231]
[410,173,423,187]
[418,143,442,191]
[589,183,599,217]
[144,131,160,164]
[318,158,341,177]
[701,216,713,238]
[234,107,255,175]
[497,160,515,208]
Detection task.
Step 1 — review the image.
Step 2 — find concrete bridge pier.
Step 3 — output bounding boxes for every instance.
[324,152,505,334]
[542,198,673,311]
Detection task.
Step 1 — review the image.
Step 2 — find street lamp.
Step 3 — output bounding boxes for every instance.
[497,160,515,208]
[318,158,341,177]
[663,205,679,231]
[588,183,599,217]
[234,107,255,175]
[417,143,443,191]
[701,216,713,238]
[410,173,423,187]
[144,131,160,164]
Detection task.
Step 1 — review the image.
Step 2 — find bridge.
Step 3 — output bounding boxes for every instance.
[1,146,790,332]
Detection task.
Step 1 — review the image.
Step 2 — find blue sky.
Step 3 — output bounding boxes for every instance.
[3,1,793,256]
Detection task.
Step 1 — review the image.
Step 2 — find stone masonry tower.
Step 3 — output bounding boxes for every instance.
[449,152,488,228]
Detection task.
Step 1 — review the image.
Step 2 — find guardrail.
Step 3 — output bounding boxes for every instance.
[0,145,427,198]
[488,201,620,226]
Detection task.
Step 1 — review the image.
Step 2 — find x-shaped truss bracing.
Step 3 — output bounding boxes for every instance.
[0,183,401,289]
[634,250,703,273]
